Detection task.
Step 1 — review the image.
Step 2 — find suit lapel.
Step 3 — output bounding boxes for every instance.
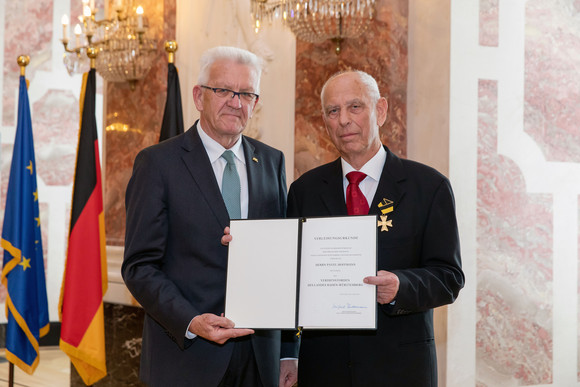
[369,146,406,216]
[180,122,230,228]
[242,137,260,218]
[320,159,349,216]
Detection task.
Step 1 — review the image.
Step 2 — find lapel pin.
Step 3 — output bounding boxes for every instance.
[252,157,258,163]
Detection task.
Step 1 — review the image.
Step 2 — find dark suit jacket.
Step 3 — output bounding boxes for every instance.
[122,122,297,387]
[287,146,464,387]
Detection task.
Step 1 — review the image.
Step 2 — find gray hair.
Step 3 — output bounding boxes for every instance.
[198,46,262,92]
[320,70,381,109]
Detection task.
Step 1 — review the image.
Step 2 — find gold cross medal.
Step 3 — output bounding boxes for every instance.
[377,198,394,232]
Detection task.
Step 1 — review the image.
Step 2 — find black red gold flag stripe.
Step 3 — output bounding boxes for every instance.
[59,68,107,385]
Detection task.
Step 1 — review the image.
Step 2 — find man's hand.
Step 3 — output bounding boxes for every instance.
[189,313,254,344]
[279,359,298,387]
[221,226,232,246]
[363,270,399,304]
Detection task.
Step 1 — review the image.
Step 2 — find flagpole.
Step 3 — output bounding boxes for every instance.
[87,46,97,69]
[159,40,184,142]
[8,52,30,387]
[165,40,177,64]
[8,362,13,387]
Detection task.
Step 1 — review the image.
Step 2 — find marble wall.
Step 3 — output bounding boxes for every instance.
[104,0,176,247]
[294,0,408,178]
[449,0,580,386]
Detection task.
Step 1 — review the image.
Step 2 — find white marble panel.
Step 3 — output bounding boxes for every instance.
[450,0,580,386]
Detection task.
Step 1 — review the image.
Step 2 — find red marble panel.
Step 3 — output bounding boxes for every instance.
[524,0,580,163]
[477,79,553,385]
[294,0,408,179]
[104,0,177,245]
[479,0,499,47]
[2,0,54,126]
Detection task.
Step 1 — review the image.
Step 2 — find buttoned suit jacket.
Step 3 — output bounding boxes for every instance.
[122,122,297,387]
[287,146,464,387]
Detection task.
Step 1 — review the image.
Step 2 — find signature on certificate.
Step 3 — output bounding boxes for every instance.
[332,303,368,310]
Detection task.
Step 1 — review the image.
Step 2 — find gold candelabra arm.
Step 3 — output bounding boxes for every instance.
[62,40,77,54]
[137,29,145,45]
[115,8,127,21]
[165,40,178,64]
[17,55,30,76]
[331,37,343,56]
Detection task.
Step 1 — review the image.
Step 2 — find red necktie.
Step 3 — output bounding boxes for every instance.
[346,171,369,215]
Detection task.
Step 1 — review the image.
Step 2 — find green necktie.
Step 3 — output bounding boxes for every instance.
[221,150,241,219]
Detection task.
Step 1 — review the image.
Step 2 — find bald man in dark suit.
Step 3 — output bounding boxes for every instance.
[287,70,464,387]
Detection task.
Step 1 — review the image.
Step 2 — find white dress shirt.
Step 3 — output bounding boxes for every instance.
[340,146,387,207]
[197,124,249,219]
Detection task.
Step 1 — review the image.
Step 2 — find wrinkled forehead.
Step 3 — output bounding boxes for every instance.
[322,73,369,106]
[209,59,260,89]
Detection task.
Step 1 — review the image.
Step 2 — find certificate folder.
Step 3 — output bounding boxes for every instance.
[224,216,377,330]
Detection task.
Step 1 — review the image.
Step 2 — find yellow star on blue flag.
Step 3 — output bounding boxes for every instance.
[19,257,31,271]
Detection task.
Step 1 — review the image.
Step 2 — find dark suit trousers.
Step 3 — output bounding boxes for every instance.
[218,337,264,387]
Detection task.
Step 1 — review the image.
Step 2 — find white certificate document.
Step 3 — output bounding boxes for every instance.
[225,219,300,329]
[224,216,376,330]
[298,216,377,329]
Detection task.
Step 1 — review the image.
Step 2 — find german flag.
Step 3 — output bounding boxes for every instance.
[59,68,107,385]
[158,62,184,142]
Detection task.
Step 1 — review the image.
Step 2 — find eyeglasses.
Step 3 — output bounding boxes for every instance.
[200,85,259,104]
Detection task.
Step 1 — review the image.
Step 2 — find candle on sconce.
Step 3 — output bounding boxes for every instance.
[83,4,92,33]
[114,0,122,11]
[136,6,144,29]
[74,24,82,47]
[61,14,69,42]
[89,0,95,13]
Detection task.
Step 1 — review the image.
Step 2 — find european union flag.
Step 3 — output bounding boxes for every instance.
[1,75,49,374]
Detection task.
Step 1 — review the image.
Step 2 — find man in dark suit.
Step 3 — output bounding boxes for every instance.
[122,46,298,387]
[287,70,465,386]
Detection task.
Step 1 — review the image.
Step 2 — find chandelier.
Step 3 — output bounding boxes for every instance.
[250,0,376,54]
[61,0,157,90]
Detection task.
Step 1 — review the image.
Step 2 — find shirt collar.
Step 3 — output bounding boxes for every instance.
[341,146,386,181]
[197,123,245,164]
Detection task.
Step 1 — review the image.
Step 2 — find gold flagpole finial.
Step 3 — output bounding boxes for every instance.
[86,47,98,69]
[165,40,178,64]
[17,55,30,76]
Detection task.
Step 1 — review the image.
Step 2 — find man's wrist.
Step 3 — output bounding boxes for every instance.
[185,315,198,339]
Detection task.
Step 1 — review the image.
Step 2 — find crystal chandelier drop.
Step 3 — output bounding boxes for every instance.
[250,0,376,54]
[61,0,157,90]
